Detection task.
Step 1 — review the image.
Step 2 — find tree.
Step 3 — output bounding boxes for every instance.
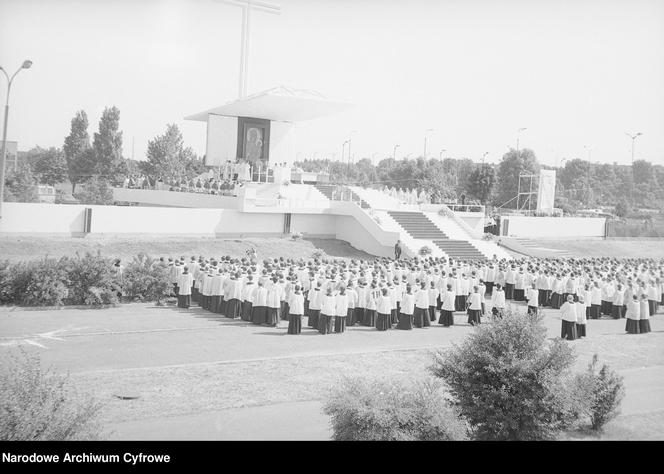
[4,161,39,203]
[615,199,629,218]
[430,310,579,440]
[63,110,94,193]
[93,106,124,184]
[141,124,198,181]
[493,148,540,208]
[467,164,495,204]
[73,176,114,205]
[29,147,68,186]
[632,160,653,186]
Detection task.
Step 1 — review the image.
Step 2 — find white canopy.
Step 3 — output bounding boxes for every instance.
[185,85,352,123]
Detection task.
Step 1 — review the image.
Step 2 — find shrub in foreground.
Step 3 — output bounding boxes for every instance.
[0,349,105,440]
[574,354,625,431]
[323,377,468,441]
[18,258,70,306]
[430,310,578,440]
[61,253,121,305]
[122,253,172,303]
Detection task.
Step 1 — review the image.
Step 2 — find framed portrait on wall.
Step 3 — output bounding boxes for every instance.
[237,117,270,164]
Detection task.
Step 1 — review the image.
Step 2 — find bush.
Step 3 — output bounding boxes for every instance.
[323,377,468,441]
[19,259,70,306]
[63,253,121,305]
[74,176,114,205]
[311,249,325,259]
[430,309,578,440]
[0,349,105,440]
[482,232,494,241]
[418,246,432,256]
[0,260,14,304]
[574,354,625,431]
[122,253,172,303]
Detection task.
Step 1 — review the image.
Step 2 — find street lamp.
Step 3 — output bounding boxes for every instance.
[393,144,400,160]
[0,60,32,221]
[625,132,642,165]
[439,149,446,161]
[482,151,489,165]
[423,128,434,159]
[347,130,357,176]
[584,145,593,162]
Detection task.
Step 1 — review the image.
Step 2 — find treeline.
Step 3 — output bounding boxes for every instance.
[295,150,664,213]
[4,109,205,205]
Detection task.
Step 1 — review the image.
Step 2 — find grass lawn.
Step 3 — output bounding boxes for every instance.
[502,238,664,258]
[0,235,375,263]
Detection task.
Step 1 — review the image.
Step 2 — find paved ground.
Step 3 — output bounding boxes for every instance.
[1,299,663,440]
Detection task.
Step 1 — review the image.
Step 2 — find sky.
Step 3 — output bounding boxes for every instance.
[1,0,663,167]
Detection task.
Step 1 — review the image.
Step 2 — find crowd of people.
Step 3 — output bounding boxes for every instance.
[122,162,296,196]
[155,253,662,338]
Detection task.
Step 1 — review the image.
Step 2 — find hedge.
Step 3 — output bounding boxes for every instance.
[0,252,171,307]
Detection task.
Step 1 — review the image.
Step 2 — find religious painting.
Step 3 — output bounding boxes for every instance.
[237,117,270,165]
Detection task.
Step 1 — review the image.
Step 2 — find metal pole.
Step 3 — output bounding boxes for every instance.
[0,92,10,220]
[238,4,250,98]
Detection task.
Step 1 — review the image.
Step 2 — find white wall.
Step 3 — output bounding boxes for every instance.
[502,216,606,238]
[290,213,336,237]
[269,121,296,167]
[0,203,284,236]
[206,115,238,166]
[0,203,86,233]
[335,216,394,258]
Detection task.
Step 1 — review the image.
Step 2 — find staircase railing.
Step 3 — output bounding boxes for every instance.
[435,203,482,239]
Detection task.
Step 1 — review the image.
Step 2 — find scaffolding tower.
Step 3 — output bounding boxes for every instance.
[516,173,538,213]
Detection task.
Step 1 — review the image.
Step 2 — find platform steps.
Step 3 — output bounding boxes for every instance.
[388,211,485,260]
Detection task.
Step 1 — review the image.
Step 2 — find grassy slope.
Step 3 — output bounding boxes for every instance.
[0,235,375,262]
[501,238,664,258]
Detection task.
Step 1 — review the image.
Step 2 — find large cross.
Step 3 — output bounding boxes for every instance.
[217,0,281,99]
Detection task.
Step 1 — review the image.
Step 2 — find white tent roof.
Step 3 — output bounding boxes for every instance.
[184,86,352,123]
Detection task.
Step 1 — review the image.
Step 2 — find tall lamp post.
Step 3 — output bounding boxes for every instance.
[342,140,349,165]
[439,149,446,161]
[347,130,357,177]
[423,128,434,159]
[482,151,489,165]
[625,132,642,165]
[393,144,400,160]
[0,59,32,221]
